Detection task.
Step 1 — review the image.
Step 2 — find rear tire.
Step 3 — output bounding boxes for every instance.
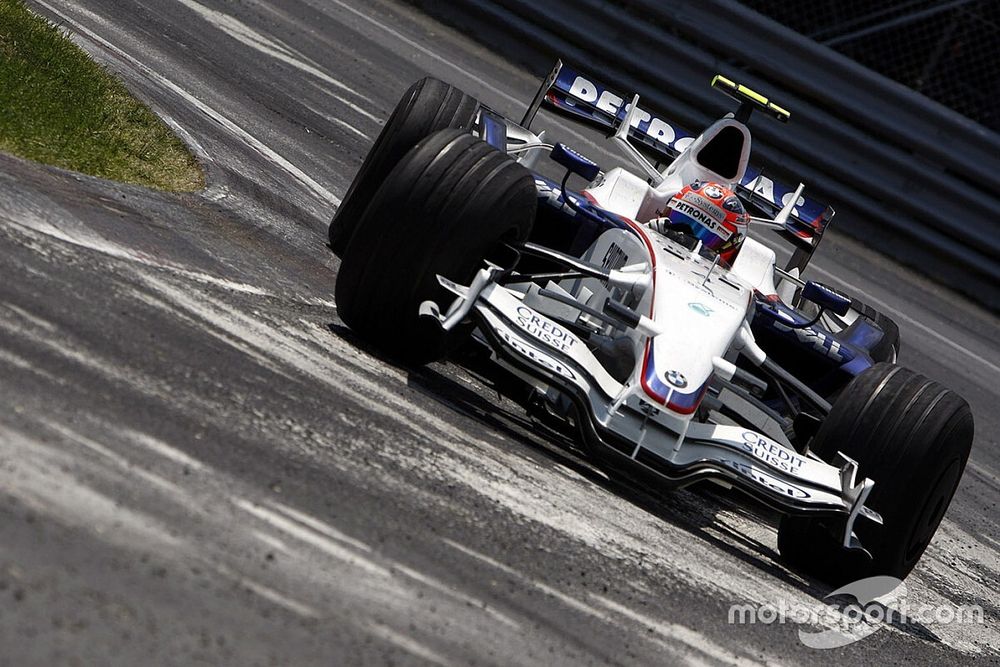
[335,129,536,364]
[329,78,480,256]
[778,363,973,585]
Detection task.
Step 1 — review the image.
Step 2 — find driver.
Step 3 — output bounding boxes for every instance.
[649,181,749,264]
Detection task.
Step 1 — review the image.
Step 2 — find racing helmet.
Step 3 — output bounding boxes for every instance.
[664,182,749,259]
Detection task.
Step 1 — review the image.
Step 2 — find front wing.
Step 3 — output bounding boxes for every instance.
[423,267,883,551]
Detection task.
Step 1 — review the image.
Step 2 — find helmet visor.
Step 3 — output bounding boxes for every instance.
[666,205,737,253]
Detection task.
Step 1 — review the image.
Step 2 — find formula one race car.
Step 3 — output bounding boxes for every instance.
[329,62,973,585]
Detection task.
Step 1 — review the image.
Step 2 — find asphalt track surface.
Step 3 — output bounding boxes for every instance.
[1,1,997,664]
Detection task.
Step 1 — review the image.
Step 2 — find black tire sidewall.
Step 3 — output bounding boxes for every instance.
[779,363,973,583]
[335,130,536,363]
[329,78,480,254]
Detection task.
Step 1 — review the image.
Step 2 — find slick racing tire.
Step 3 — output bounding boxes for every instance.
[335,129,536,364]
[328,78,480,256]
[777,363,973,585]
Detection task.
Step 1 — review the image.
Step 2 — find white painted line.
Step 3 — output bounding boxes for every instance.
[203,182,229,201]
[0,426,185,549]
[6,213,270,298]
[268,500,373,552]
[240,577,321,618]
[120,427,206,471]
[5,213,333,311]
[234,498,390,577]
[173,0,375,105]
[440,539,748,663]
[33,0,340,208]
[0,303,57,332]
[0,348,60,383]
[967,460,998,485]
[158,110,211,163]
[979,532,1000,552]
[210,562,321,618]
[330,0,523,107]
[390,562,522,629]
[170,268,272,296]
[321,114,372,141]
[442,538,612,621]
[45,421,203,511]
[305,80,384,123]
[252,530,292,554]
[299,98,372,141]
[365,622,452,666]
[589,593,765,667]
[45,421,133,468]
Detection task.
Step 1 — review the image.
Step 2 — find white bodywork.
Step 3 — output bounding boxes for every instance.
[586,115,753,222]
[577,226,750,415]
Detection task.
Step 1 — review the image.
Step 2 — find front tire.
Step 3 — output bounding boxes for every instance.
[335,129,536,364]
[778,363,973,585]
[329,78,480,256]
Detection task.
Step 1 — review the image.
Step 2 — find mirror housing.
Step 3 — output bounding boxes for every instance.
[550,143,600,182]
[801,281,851,316]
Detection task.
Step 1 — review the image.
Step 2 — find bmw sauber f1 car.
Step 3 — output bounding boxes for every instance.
[329,62,974,585]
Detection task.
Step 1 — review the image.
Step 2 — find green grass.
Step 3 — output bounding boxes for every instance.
[0,0,203,191]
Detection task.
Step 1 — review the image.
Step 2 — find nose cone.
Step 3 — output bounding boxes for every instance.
[639,257,748,413]
[641,342,711,413]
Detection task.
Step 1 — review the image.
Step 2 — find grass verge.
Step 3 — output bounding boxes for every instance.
[0,0,203,191]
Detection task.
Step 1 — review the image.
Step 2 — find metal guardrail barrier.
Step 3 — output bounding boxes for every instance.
[738,0,1000,134]
[407,0,1000,311]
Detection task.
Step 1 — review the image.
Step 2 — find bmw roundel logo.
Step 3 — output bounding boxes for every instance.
[667,370,688,388]
[703,185,725,199]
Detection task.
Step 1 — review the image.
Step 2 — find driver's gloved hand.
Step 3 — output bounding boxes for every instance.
[647,217,670,235]
[647,219,689,246]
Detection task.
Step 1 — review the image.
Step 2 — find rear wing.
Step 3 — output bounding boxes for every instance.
[532,62,835,252]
